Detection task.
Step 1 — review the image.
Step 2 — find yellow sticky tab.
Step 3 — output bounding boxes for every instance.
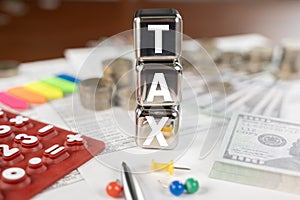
[25,82,63,99]
[8,87,47,104]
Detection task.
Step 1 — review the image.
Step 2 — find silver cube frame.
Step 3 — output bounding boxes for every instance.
[134,8,183,149]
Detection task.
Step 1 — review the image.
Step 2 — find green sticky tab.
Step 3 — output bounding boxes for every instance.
[41,76,77,93]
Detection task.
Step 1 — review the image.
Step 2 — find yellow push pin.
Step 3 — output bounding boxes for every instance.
[151,159,190,176]
[161,124,173,137]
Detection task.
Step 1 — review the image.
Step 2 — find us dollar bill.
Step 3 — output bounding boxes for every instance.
[210,113,300,194]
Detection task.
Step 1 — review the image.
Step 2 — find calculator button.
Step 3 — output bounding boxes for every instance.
[9,116,29,127]
[27,157,47,175]
[37,124,58,140]
[29,157,42,166]
[0,144,21,161]
[14,134,42,152]
[2,167,25,183]
[43,144,70,164]
[38,125,54,136]
[65,134,85,150]
[66,134,84,145]
[0,125,11,136]
[1,167,30,189]
[15,134,39,147]
[0,125,13,141]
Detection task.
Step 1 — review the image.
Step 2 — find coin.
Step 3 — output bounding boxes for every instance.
[115,87,136,110]
[0,60,20,78]
[79,77,114,111]
[276,40,300,80]
[102,58,133,88]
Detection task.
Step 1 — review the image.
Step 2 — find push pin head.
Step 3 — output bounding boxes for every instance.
[151,159,190,176]
[134,8,182,61]
[106,180,123,198]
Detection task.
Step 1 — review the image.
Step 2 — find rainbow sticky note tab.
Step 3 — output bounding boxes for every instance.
[0,92,29,110]
[0,73,79,110]
[25,82,63,99]
[41,76,77,93]
[8,87,47,104]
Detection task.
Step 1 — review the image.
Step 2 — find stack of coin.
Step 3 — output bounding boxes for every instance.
[115,87,136,110]
[102,58,133,88]
[0,60,20,78]
[214,51,244,70]
[243,46,273,73]
[79,78,114,110]
[277,40,300,80]
[102,58,136,110]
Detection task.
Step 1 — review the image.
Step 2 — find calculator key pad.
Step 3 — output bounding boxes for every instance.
[0,108,105,200]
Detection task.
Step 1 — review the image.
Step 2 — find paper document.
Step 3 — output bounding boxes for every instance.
[49,94,136,153]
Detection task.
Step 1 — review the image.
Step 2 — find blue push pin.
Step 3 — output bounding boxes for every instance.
[169,180,185,196]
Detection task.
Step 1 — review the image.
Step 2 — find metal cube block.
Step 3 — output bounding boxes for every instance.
[136,61,182,106]
[134,8,182,61]
[135,106,180,149]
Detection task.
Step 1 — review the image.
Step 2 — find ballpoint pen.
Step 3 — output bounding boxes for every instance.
[121,162,145,200]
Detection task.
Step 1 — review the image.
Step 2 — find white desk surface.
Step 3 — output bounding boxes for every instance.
[10,58,299,200]
[35,130,299,200]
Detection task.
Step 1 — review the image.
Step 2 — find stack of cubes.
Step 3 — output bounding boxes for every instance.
[134,8,183,149]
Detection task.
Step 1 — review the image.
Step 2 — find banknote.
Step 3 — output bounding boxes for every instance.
[191,70,288,119]
[210,113,300,194]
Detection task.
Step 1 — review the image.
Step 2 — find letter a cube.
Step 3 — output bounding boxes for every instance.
[136,62,182,106]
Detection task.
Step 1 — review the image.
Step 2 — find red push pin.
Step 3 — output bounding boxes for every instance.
[106,180,123,198]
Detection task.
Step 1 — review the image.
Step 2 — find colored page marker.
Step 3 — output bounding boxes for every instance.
[56,74,80,83]
[41,77,77,93]
[25,82,63,99]
[0,92,29,110]
[8,87,47,104]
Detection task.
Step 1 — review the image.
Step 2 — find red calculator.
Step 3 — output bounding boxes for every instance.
[0,108,105,200]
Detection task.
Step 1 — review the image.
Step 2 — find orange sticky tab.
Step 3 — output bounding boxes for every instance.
[7,87,47,104]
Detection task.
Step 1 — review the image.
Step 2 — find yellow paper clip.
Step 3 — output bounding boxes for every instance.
[151,159,190,176]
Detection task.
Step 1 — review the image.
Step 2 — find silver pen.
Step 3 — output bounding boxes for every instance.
[121,162,145,200]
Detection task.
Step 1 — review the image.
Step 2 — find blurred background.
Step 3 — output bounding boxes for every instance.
[1,0,300,62]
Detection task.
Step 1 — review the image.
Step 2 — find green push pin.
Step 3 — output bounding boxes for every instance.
[184,178,199,194]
